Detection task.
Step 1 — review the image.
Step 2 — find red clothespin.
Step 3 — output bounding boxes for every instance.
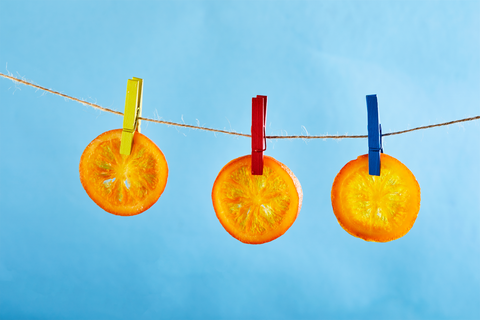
[251,95,267,175]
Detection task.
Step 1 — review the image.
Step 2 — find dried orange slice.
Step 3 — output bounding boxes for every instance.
[331,154,420,242]
[79,129,168,216]
[212,155,302,244]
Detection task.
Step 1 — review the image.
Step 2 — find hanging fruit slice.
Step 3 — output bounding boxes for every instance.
[79,129,168,216]
[331,154,420,242]
[212,155,302,244]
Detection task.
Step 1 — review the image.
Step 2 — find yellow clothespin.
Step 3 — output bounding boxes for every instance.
[120,77,143,155]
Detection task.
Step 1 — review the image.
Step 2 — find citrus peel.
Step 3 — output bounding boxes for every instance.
[331,154,420,242]
[212,155,302,244]
[79,129,168,216]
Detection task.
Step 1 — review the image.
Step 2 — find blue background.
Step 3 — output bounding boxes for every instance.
[1,1,479,319]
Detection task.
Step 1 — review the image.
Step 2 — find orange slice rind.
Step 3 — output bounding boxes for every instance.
[212,155,302,244]
[79,129,168,216]
[331,154,420,242]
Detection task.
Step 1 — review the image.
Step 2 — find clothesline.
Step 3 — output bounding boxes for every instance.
[1,72,479,139]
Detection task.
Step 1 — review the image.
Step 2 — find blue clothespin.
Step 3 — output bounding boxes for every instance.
[366,94,383,176]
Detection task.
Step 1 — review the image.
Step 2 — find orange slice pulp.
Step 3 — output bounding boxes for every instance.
[331,154,420,242]
[79,129,168,216]
[212,155,302,244]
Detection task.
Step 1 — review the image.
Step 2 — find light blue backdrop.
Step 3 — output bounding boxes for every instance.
[1,1,479,319]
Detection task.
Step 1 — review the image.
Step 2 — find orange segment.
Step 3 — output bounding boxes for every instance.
[212,155,302,244]
[79,129,168,216]
[331,154,420,242]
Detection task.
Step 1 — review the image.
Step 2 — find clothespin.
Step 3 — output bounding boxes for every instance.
[251,95,267,175]
[366,94,383,176]
[120,77,143,155]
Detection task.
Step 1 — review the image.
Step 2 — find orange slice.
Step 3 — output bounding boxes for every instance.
[212,155,302,244]
[79,129,168,216]
[331,154,420,242]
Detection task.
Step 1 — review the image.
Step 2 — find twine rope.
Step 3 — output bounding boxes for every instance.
[1,72,479,139]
